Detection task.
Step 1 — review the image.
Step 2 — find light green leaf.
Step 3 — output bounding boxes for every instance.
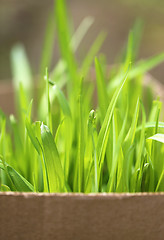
[129,52,164,79]
[81,32,106,77]
[0,184,11,192]
[51,84,71,118]
[55,0,78,84]
[11,44,33,97]
[70,17,94,52]
[148,134,164,144]
[7,166,34,192]
[41,123,66,192]
[25,118,41,155]
[97,68,129,173]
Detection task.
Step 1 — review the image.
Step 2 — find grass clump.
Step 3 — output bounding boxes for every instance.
[0,0,164,193]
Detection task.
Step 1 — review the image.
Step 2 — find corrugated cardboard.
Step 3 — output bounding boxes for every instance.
[0,192,164,240]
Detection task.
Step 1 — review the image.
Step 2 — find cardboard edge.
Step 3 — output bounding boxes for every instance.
[1,191,164,199]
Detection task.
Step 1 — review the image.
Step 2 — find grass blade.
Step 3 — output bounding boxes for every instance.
[129,53,164,79]
[7,166,34,192]
[41,123,66,192]
[11,44,33,99]
[70,17,94,52]
[148,134,164,143]
[96,68,129,184]
[95,57,109,119]
[55,0,78,84]
[40,12,55,76]
[81,32,106,77]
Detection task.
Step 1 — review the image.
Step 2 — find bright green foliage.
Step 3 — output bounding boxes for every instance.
[0,0,164,193]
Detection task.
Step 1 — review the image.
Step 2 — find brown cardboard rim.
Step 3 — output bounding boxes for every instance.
[1,190,164,240]
[1,191,164,198]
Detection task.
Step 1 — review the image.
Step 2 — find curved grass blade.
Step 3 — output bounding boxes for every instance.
[136,121,164,132]
[25,120,49,192]
[41,123,66,192]
[49,82,72,179]
[0,184,11,192]
[7,166,34,192]
[107,31,133,92]
[108,53,164,92]
[25,118,41,155]
[70,17,94,52]
[147,133,164,144]
[129,52,164,79]
[97,68,129,173]
[51,83,72,118]
[81,32,106,77]
[50,17,94,84]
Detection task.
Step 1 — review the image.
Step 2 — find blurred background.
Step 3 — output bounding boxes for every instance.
[0,0,164,82]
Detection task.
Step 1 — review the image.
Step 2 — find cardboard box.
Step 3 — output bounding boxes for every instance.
[0,192,164,240]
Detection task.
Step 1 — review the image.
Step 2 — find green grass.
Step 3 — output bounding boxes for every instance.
[0,0,164,193]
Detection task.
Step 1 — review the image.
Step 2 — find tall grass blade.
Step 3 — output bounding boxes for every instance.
[96,68,129,185]
[41,123,66,192]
